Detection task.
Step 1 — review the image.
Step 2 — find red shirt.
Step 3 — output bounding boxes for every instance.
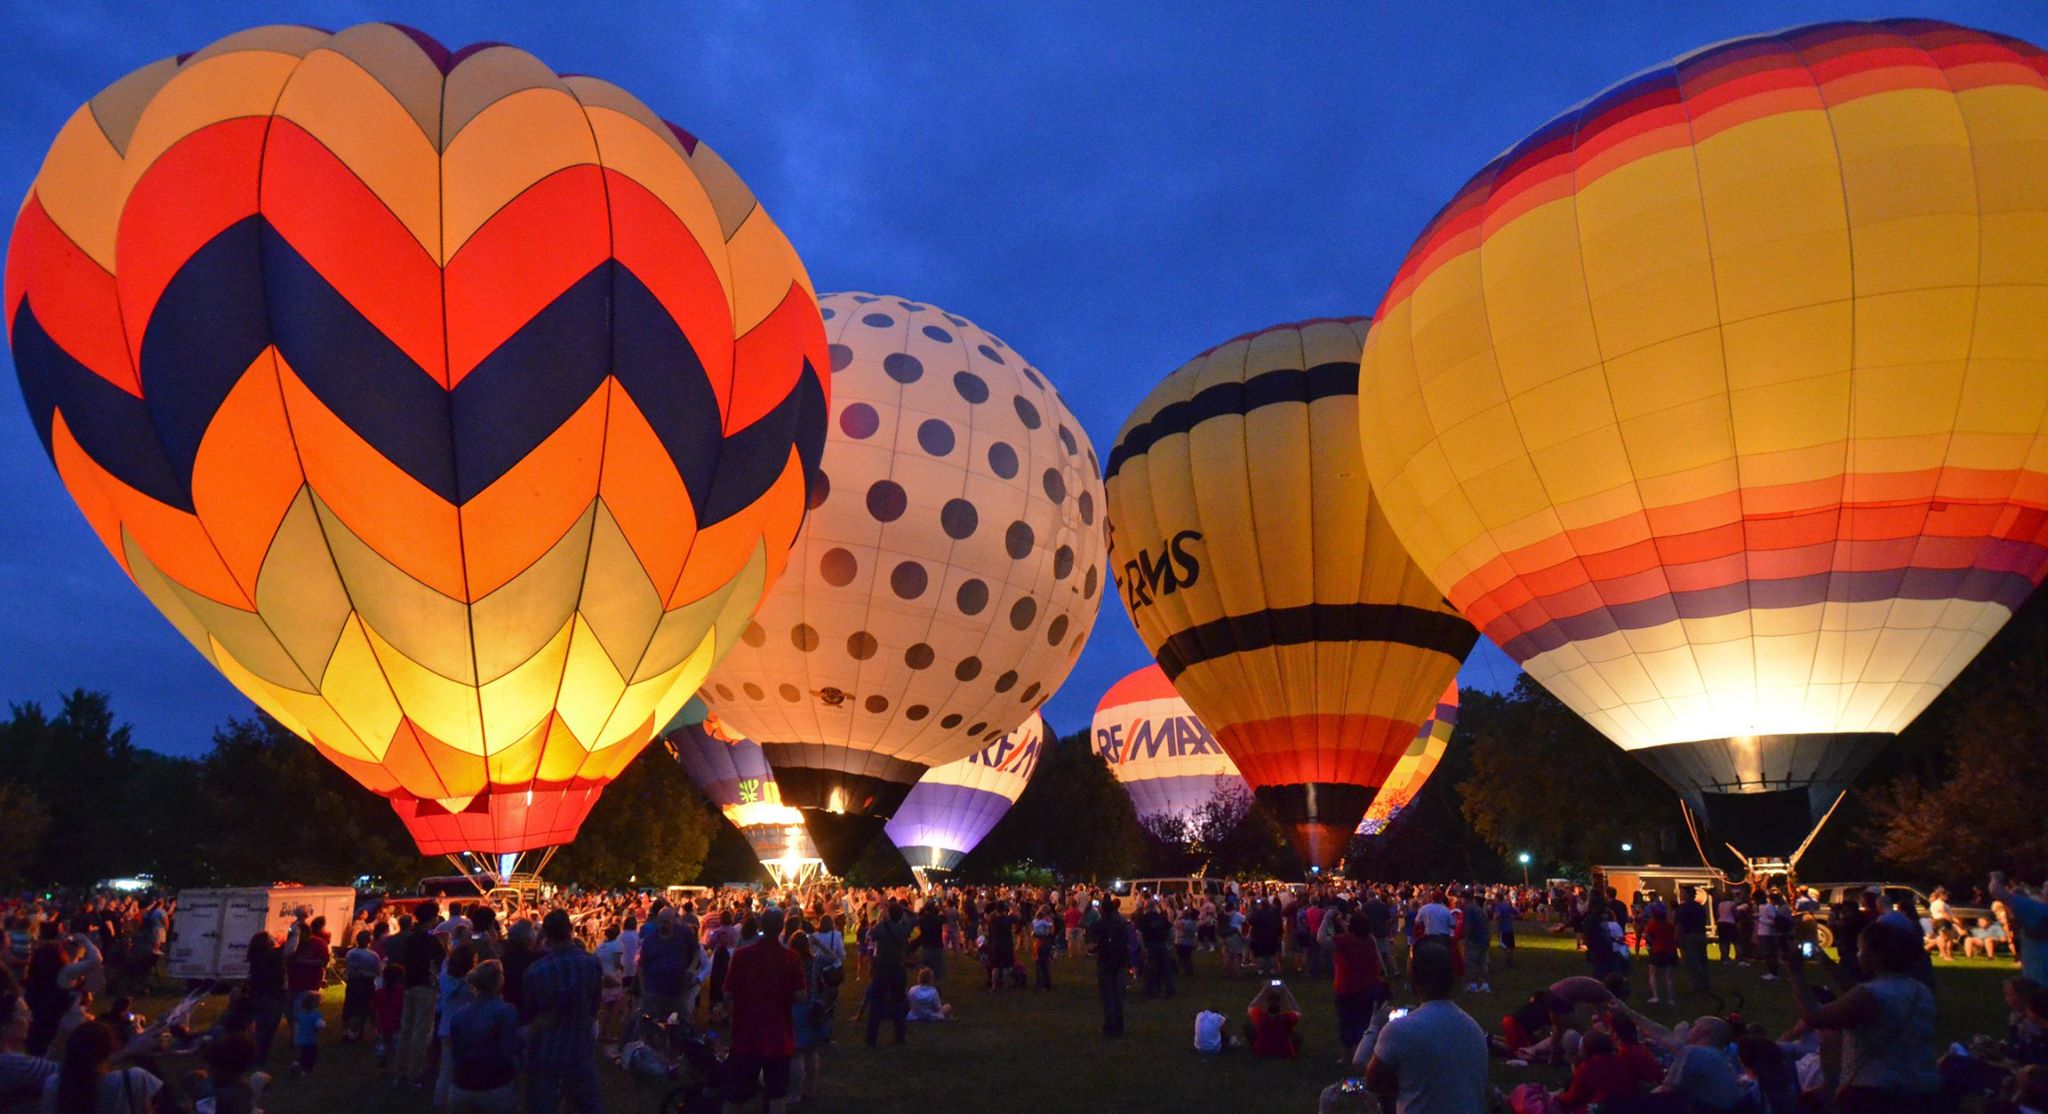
[372,983,405,1035]
[1556,1052,1644,1111]
[1644,919,1677,957]
[724,940,806,1058]
[1247,1007,1299,1058]
[1329,933,1384,995]
[1619,1041,1663,1085]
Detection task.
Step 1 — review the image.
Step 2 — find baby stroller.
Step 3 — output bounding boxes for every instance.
[621,1014,726,1114]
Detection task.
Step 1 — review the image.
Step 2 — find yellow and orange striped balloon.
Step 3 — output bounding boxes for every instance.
[1357,682,1456,835]
[5,24,827,854]
[1106,319,1476,869]
[1359,19,2048,851]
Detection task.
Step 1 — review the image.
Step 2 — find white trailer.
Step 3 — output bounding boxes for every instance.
[165,886,356,982]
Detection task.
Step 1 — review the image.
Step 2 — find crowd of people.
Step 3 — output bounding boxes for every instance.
[0,867,2040,1112]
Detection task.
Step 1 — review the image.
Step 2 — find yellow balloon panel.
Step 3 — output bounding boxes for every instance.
[1105,318,1475,799]
[1360,20,2048,756]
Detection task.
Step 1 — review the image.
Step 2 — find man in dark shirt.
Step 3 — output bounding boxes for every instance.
[984,902,1018,992]
[396,904,444,1085]
[637,908,701,1028]
[1674,888,1713,994]
[1248,899,1284,978]
[865,902,914,1047]
[1136,900,1174,998]
[524,910,602,1113]
[723,916,806,1113]
[1088,899,1130,1037]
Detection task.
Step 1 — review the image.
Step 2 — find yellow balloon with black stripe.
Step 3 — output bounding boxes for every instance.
[1104,318,1477,869]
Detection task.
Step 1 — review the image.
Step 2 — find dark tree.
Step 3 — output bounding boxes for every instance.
[1456,681,1685,870]
[0,782,51,888]
[1193,781,1296,880]
[196,716,434,886]
[961,728,1141,881]
[546,743,716,888]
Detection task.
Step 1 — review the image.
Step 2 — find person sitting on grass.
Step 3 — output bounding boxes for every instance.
[1193,1006,1229,1054]
[1939,978,2048,1108]
[906,967,952,1021]
[200,1032,263,1114]
[1245,980,1302,1059]
[1359,940,1488,1112]
[1551,1028,1647,1112]
[1498,974,1631,1064]
[1966,917,2012,960]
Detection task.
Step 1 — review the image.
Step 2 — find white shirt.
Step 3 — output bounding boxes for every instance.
[618,930,640,977]
[1371,1000,1488,1114]
[1194,1010,1225,1053]
[1414,903,1455,937]
[595,938,625,979]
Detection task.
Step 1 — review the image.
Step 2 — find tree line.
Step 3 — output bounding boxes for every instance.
[5,583,2041,894]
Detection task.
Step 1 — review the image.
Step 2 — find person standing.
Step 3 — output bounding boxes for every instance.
[1494,889,1519,970]
[1324,908,1385,1054]
[723,916,805,1114]
[1137,900,1174,998]
[342,931,381,1043]
[1363,941,1488,1111]
[244,932,289,1067]
[1715,891,1740,963]
[1993,872,2048,986]
[1031,905,1057,990]
[1462,893,1493,994]
[864,902,913,1047]
[1675,887,1713,995]
[397,904,446,1087]
[522,910,602,1113]
[1088,898,1130,1038]
[445,960,519,1113]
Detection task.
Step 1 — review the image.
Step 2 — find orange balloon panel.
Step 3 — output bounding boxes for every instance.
[1105,318,1476,868]
[1357,682,1457,834]
[6,24,827,854]
[1358,21,2048,813]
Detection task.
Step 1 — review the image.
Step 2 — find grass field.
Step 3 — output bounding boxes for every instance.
[126,930,2019,1112]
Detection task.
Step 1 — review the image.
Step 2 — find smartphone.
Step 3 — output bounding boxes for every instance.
[1270,979,1283,987]
[1337,1078,1370,1095]
[1797,940,1818,959]
[1388,1007,1411,1020]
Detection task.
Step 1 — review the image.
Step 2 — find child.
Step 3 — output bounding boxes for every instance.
[203,1032,263,1114]
[290,990,324,1073]
[1194,1006,1228,1053]
[1643,907,1678,1005]
[372,962,406,1072]
[1032,905,1057,990]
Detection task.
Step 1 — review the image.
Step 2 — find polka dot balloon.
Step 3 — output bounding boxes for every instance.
[704,293,1105,834]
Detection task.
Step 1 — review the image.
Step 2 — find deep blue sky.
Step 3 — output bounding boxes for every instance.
[4,1,2043,755]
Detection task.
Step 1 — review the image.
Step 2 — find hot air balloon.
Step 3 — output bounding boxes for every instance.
[885,713,1044,888]
[1357,682,1457,835]
[703,292,1105,871]
[1358,19,2048,861]
[1091,665,1244,823]
[5,24,827,871]
[664,698,824,888]
[1105,319,1478,869]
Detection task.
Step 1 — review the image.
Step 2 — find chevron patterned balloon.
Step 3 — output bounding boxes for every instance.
[5,24,828,854]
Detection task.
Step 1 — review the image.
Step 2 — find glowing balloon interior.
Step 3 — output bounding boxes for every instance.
[5,24,827,855]
[1358,19,2048,854]
[885,712,1044,883]
[1357,682,1458,835]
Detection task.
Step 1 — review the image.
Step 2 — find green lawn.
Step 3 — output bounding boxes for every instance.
[129,931,2019,1112]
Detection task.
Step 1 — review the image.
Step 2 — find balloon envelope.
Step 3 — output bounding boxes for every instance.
[1358,19,2048,853]
[1357,682,1457,835]
[885,713,1044,876]
[704,292,1105,867]
[5,24,827,854]
[1105,319,1477,867]
[665,698,821,884]
[1091,665,1243,823]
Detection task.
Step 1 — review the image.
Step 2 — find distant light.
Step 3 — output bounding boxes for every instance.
[107,877,151,893]
[1517,852,1531,865]
[1621,843,1634,854]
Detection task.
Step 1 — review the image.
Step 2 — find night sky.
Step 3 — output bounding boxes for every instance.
[4,1,2042,755]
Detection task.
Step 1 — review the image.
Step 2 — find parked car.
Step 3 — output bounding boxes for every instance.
[1801,882,1990,948]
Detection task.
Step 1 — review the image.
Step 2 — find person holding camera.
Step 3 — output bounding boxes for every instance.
[1356,940,1487,1113]
[1788,918,1939,1111]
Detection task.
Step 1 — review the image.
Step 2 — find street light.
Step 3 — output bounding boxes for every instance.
[1621,842,1634,862]
[1517,851,1532,887]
